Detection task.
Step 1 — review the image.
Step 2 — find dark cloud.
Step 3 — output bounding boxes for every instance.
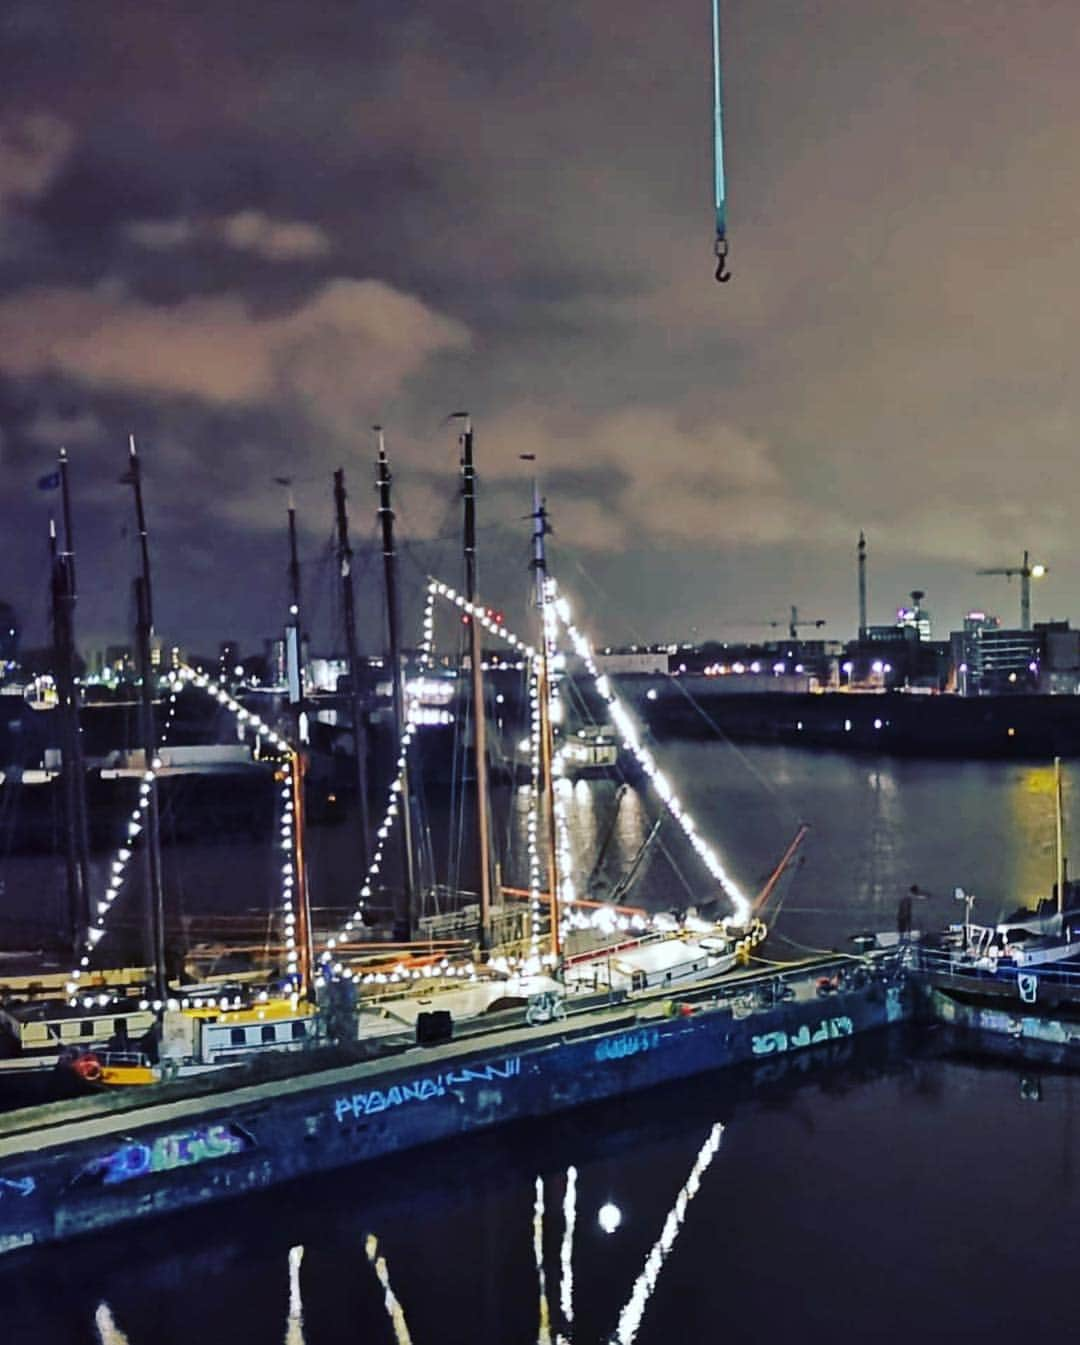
[1,0,1078,655]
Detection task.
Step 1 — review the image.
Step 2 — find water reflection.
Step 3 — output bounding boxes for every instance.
[1003,763,1060,915]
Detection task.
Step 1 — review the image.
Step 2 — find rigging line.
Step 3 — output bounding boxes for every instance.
[650,825,698,906]
[563,554,804,828]
[767,927,869,963]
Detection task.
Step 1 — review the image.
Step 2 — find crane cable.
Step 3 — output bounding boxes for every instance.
[712,0,731,282]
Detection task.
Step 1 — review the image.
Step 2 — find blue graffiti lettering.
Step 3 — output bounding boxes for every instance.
[752,1016,854,1057]
[93,1123,252,1186]
[594,1029,660,1063]
[751,1030,788,1055]
[333,1058,520,1124]
[0,1176,35,1199]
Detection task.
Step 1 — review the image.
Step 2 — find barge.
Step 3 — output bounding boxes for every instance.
[0,950,908,1257]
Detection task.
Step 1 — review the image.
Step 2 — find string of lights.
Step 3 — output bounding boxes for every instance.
[319,579,537,966]
[67,665,297,1004]
[526,661,545,964]
[550,583,751,927]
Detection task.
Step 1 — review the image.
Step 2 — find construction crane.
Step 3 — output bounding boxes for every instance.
[711,0,730,282]
[975,550,1047,631]
[713,607,827,641]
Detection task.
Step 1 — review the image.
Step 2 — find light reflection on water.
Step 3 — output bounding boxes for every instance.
[5,743,1078,953]
[12,1053,1080,1345]
[5,746,1080,1343]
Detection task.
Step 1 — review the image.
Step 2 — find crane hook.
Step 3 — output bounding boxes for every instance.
[714,237,731,283]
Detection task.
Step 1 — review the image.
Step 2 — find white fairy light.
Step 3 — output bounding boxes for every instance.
[551,584,751,926]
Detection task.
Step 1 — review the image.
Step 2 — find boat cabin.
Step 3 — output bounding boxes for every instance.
[0,999,156,1065]
[161,994,318,1065]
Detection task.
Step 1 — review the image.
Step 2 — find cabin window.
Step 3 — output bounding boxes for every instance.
[80,1020,95,1037]
[230,1028,246,1046]
[261,1025,277,1044]
[291,1021,307,1040]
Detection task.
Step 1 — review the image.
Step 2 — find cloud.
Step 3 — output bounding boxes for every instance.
[0,278,469,417]
[126,210,332,261]
[0,114,72,214]
[474,406,829,551]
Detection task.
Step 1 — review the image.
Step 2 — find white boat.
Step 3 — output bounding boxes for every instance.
[563,929,740,995]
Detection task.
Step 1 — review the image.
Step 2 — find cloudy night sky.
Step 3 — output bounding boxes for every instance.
[1,0,1078,657]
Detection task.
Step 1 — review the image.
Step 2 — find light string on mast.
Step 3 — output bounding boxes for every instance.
[550,582,751,927]
[67,664,299,1003]
[64,673,185,999]
[318,578,537,966]
[319,721,417,973]
[178,666,300,994]
[526,661,544,964]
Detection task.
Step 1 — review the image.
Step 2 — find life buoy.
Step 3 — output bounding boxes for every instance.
[71,1054,103,1083]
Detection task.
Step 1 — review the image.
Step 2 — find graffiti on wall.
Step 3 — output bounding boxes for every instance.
[334,1057,521,1123]
[73,1122,255,1188]
[0,1176,35,1199]
[594,1028,661,1063]
[751,1016,854,1056]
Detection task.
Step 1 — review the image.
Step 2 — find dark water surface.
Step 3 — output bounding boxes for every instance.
[4,743,1080,1343]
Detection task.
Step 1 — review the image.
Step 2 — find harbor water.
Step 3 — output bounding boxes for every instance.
[4,742,1080,1342]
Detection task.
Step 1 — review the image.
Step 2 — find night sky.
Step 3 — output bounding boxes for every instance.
[2,0,1078,656]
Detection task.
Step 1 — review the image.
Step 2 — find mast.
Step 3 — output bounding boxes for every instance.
[857,531,868,641]
[455,413,494,950]
[1056,756,1066,919]
[375,429,417,941]
[529,481,561,962]
[283,490,314,996]
[333,469,370,871]
[51,449,92,957]
[125,436,166,1001]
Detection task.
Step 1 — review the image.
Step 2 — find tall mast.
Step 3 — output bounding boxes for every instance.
[49,474,90,958]
[529,480,561,962]
[283,490,314,996]
[333,469,370,871]
[857,531,868,641]
[1056,756,1066,919]
[375,429,417,941]
[454,413,494,950]
[125,436,166,1000]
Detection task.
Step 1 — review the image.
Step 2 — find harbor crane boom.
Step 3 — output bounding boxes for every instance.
[711,0,730,282]
[713,607,827,640]
[975,549,1047,631]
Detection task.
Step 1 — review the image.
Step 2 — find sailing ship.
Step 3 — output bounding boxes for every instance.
[1,422,804,1092]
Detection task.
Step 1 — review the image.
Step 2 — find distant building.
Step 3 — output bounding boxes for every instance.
[897,591,932,642]
[951,625,1041,694]
[104,644,135,675]
[595,648,670,676]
